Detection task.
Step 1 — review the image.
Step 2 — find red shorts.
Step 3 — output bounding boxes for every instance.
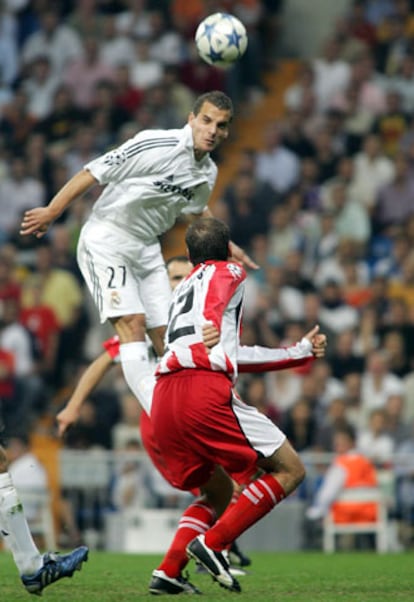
[140,409,200,496]
[151,370,264,491]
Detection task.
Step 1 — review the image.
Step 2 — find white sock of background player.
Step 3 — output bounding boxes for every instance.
[0,472,43,576]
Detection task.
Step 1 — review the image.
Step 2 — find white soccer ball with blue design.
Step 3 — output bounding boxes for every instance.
[195,13,248,68]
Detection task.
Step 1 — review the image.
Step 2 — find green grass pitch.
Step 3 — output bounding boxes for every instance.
[1,551,412,601]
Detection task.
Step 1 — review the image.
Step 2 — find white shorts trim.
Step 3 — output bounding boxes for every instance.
[232,391,286,458]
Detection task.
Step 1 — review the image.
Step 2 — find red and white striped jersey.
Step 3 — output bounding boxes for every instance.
[157,260,246,382]
[102,267,315,383]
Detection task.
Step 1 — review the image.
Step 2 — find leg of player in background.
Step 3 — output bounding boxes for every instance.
[149,465,233,595]
[0,445,88,595]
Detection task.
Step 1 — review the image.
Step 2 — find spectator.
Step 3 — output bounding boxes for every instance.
[218,171,274,250]
[357,407,395,465]
[318,279,359,336]
[282,398,318,452]
[19,276,60,384]
[98,13,135,69]
[129,36,164,91]
[115,0,152,39]
[390,53,414,113]
[0,1,19,88]
[21,241,86,388]
[0,155,45,244]
[360,349,404,424]
[161,65,195,124]
[372,89,411,158]
[329,329,365,380]
[21,55,60,121]
[381,329,411,378]
[316,397,354,452]
[375,152,414,235]
[312,37,351,113]
[148,9,185,66]
[21,8,83,77]
[0,88,36,151]
[350,133,395,212]
[384,393,411,446]
[113,64,144,119]
[0,296,40,429]
[63,35,116,110]
[284,62,316,113]
[255,122,300,194]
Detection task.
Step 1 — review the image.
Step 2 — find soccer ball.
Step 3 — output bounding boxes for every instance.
[195,12,248,68]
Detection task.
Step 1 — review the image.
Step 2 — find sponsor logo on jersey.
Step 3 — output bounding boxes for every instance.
[153,179,194,201]
[227,263,243,280]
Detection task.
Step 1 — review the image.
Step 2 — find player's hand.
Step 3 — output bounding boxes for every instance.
[304,324,327,358]
[20,207,54,238]
[202,322,220,349]
[56,405,80,437]
[229,240,259,270]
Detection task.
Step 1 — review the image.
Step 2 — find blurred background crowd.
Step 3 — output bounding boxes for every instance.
[1,0,414,550]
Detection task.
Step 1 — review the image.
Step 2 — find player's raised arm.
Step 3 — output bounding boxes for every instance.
[20,169,97,238]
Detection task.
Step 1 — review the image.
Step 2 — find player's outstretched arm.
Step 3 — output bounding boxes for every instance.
[57,351,113,437]
[228,240,259,270]
[20,169,97,238]
[237,324,328,373]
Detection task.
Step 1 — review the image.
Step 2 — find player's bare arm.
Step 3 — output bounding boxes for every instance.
[20,169,97,238]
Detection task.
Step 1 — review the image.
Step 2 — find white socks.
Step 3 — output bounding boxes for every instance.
[0,472,43,576]
[119,342,156,414]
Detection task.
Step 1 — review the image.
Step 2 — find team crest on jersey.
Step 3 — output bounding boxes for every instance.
[110,291,122,307]
[227,263,243,280]
[103,149,127,166]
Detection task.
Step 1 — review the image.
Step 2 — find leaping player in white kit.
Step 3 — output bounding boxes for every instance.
[20,91,258,413]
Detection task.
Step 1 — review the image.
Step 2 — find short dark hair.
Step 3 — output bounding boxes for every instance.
[334,424,356,443]
[185,217,230,266]
[192,91,234,120]
[165,255,190,268]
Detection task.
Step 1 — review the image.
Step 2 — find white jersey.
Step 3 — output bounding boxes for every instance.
[84,124,217,241]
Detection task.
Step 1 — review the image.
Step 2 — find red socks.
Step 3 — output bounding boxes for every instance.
[158,499,216,577]
[205,474,286,551]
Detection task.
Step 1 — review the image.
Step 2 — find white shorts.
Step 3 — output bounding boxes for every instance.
[77,219,171,327]
[231,390,286,458]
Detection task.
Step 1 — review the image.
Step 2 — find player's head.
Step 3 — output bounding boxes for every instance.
[188,91,233,158]
[185,217,230,266]
[166,255,192,290]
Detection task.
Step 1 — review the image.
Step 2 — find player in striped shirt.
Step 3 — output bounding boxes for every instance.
[57,253,326,594]
[20,91,257,423]
[151,217,327,593]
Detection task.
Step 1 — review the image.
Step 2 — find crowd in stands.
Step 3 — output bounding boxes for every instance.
[1,0,414,545]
